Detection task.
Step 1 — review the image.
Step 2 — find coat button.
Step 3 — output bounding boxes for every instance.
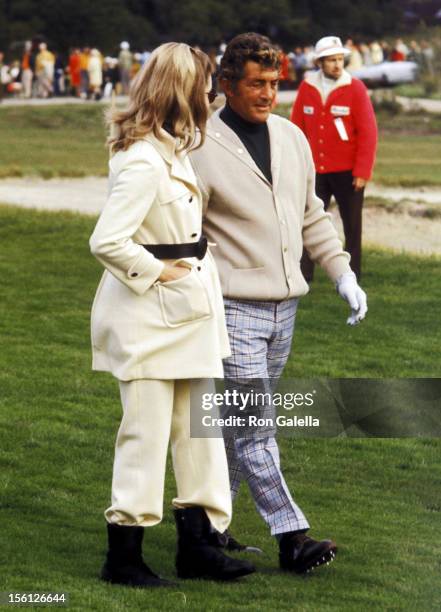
[189,196,193,203]
[131,272,138,278]
[191,233,197,238]
[215,132,221,138]
[197,266,201,271]
[237,148,244,154]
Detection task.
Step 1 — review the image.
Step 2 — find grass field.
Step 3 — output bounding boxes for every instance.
[1,103,441,186]
[0,206,440,611]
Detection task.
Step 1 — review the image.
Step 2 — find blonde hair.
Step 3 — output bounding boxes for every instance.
[108,42,212,154]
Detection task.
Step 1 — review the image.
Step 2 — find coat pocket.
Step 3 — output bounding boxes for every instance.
[156,268,212,327]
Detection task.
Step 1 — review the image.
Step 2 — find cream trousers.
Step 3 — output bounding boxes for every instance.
[105,378,232,533]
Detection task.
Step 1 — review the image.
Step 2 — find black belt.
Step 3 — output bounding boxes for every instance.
[142,235,208,260]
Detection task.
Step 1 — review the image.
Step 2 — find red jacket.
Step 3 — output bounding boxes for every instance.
[290,71,377,179]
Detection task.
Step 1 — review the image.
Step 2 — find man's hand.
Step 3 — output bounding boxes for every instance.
[336,272,367,325]
[158,260,191,283]
[352,177,367,191]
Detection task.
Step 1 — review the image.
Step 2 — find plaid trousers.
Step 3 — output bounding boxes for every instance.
[222,298,310,535]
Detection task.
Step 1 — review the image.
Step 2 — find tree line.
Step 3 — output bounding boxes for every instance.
[0,0,413,56]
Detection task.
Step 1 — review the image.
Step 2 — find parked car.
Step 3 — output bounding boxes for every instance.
[350,61,419,87]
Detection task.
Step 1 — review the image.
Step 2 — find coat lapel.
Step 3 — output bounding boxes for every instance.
[208,111,272,187]
[144,130,199,192]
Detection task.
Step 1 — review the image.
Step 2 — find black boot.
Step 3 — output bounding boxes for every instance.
[208,529,264,554]
[279,532,337,574]
[174,507,256,580]
[101,523,173,587]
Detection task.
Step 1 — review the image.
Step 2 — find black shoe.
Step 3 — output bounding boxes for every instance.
[101,523,173,587]
[208,530,264,555]
[279,532,337,574]
[174,507,256,581]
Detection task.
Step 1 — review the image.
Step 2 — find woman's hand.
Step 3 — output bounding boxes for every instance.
[158,261,191,282]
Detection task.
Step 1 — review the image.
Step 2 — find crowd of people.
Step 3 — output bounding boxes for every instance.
[280,37,436,88]
[0,36,437,101]
[0,40,152,101]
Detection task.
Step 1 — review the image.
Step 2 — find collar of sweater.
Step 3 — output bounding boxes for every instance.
[305,69,352,103]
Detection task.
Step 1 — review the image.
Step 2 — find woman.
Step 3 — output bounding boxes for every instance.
[88,48,103,100]
[89,42,254,587]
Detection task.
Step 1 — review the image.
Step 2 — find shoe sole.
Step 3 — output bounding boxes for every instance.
[303,545,337,574]
[280,544,338,575]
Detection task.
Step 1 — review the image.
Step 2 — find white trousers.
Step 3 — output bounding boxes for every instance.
[105,378,232,533]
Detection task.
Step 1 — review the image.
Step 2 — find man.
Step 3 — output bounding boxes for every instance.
[291,36,377,281]
[35,42,55,98]
[0,52,5,103]
[190,33,367,575]
[118,41,132,95]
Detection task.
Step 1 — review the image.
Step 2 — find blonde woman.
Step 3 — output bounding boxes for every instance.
[90,43,254,587]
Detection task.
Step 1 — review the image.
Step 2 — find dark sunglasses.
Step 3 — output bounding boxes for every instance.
[207,89,218,104]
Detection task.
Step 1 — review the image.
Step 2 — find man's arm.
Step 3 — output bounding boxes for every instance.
[352,80,378,181]
[290,84,306,132]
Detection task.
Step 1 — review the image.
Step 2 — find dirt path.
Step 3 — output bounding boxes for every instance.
[1,177,440,256]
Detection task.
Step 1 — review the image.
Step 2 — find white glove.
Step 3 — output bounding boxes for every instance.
[336,272,368,326]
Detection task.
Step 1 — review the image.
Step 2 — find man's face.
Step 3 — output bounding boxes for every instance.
[321,54,345,80]
[223,61,279,124]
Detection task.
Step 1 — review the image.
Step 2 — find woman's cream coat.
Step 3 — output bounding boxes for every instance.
[90,130,230,381]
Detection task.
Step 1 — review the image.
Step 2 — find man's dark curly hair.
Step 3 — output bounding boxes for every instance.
[219,32,280,83]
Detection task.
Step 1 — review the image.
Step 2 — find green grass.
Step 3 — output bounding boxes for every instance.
[394,83,441,100]
[0,206,440,610]
[1,104,441,186]
[0,105,108,179]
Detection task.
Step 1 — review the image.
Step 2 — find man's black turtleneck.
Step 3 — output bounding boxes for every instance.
[220,104,272,184]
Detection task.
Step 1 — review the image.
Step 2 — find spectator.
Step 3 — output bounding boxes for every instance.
[277,47,291,90]
[88,48,103,100]
[79,47,90,98]
[304,45,315,69]
[131,52,142,79]
[359,43,372,66]
[291,35,377,281]
[102,57,118,98]
[7,60,22,96]
[0,52,5,102]
[140,49,152,65]
[290,46,307,87]
[118,41,132,94]
[35,42,55,98]
[53,53,65,96]
[68,48,81,97]
[407,40,423,67]
[21,41,33,98]
[390,44,406,62]
[370,41,384,64]
[421,40,435,76]
[395,38,409,58]
[345,39,363,71]
[381,40,391,61]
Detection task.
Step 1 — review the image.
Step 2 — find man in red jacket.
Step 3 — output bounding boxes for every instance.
[291,36,377,280]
